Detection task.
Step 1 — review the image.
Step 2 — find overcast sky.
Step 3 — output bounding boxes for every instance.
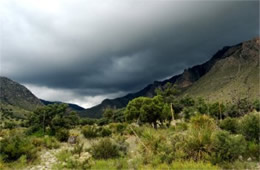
[0,0,259,108]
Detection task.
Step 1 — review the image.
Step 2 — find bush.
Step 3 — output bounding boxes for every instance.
[89,138,121,159]
[253,99,260,111]
[54,149,92,169]
[82,125,99,138]
[246,141,260,160]
[190,114,216,130]
[219,117,239,133]
[43,136,60,149]
[99,127,112,137]
[239,112,260,142]
[109,123,128,134]
[31,137,44,147]
[55,128,69,142]
[140,128,174,164]
[210,130,246,164]
[80,118,97,125]
[81,125,111,138]
[30,136,60,149]
[0,133,37,162]
[71,143,84,157]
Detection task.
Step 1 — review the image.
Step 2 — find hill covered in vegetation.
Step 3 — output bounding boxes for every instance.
[0,76,43,111]
[81,38,260,118]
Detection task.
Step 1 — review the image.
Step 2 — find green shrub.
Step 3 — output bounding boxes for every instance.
[71,142,84,157]
[182,107,197,120]
[43,136,60,149]
[190,114,216,130]
[239,112,260,142]
[210,130,246,164]
[219,117,239,133]
[81,125,111,138]
[54,149,92,169]
[31,137,44,147]
[80,118,97,125]
[55,128,69,142]
[138,128,174,164]
[253,99,260,111]
[109,123,128,134]
[30,136,60,149]
[246,141,260,160]
[0,133,37,162]
[82,125,99,138]
[99,127,112,137]
[184,129,212,161]
[89,138,121,159]
[174,122,188,132]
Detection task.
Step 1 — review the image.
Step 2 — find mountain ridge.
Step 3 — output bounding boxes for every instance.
[80,38,259,118]
[0,76,43,111]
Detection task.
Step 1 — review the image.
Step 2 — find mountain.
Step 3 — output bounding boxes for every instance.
[0,76,85,118]
[81,37,259,118]
[0,76,43,118]
[183,38,259,101]
[40,99,85,111]
[0,76,43,111]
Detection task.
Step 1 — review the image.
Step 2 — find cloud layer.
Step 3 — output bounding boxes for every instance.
[1,0,259,108]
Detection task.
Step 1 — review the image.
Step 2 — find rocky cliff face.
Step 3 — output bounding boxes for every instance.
[80,38,259,118]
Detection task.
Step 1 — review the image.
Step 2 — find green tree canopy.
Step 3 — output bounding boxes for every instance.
[28,104,79,134]
[125,95,171,128]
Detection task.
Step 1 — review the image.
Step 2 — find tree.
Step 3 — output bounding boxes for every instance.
[155,82,180,103]
[125,95,171,128]
[156,82,181,121]
[28,104,79,135]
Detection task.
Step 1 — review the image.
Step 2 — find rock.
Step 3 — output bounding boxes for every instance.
[68,136,78,144]
[247,157,252,161]
[238,155,243,161]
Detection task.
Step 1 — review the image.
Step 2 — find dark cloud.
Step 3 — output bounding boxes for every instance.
[0,0,259,107]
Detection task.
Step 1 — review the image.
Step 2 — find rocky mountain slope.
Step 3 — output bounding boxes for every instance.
[80,38,259,118]
[0,76,43,111]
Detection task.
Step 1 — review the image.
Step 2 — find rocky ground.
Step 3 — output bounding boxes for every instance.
[27,145,66,170]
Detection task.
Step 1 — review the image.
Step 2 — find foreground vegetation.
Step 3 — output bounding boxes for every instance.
[0,83,259,169]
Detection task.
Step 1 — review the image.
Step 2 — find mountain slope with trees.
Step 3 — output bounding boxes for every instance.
[81,38,259,118]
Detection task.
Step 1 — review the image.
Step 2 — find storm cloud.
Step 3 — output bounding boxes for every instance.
[0,0,259,108]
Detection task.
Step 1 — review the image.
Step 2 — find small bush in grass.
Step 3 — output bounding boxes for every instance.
[0,133,37,162]
[30,136,59,149]
[246,141,260,160]
[55,128,69,142]
[82,125,99,138]
[81,125,111,138]
[219,117,239,133]
[99,127,112,137]
[43,136,60,149]
[174,122,188,132]
[54,149,92,169]
[31,137,44,147]
[109,123,128,134]
[210,130,246,164]
[71,142,84,157]
[239,112,260,142]
[89,138,120,159]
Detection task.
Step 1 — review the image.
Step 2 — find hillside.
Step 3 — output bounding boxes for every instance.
[183,38,259,101]
[0,77,43,110]
[81,38,259,118]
